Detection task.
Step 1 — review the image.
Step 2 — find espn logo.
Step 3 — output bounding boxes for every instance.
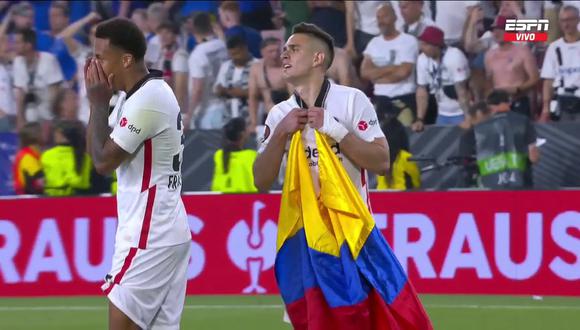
[504,19,549,42]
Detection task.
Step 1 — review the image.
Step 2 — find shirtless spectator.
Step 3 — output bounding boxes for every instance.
[484,15,540,117]
[248,37,288,133]
[328,47,362,89]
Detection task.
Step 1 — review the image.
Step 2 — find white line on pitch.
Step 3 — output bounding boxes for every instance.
[0,304,579,312]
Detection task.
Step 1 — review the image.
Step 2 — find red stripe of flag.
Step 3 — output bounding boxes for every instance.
[138,185,157,249]
[141,139,152,192]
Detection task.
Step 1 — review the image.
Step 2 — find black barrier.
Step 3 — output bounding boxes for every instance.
[182,122,580,191]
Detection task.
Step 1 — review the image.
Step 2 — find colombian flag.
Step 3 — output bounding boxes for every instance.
[275,130,433,330]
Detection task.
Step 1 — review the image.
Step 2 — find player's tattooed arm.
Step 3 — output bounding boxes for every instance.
[86,58,130,175]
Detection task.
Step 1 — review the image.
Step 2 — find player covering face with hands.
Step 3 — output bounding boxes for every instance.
[85,18,191,330]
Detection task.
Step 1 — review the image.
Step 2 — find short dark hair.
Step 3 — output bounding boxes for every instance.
[16,28,36,46]
[192,12,213,35]
[95,18,147,61]
[50,1,70,17]
[260,37,281,49]
[157,21,180,35]
[292,22,335,69]
[487,89,511,106]
[468,101,490,117]
[226,35,247,49]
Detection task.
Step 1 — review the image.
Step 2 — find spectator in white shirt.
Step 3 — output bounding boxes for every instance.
[147,21,189,113]
[344,1,382,59]
[398,0,436,38]
[3,2,34,63]
[184,12,228,130]
[435,0,480,46]
[361,3,418,126]
[541,5,580,122]
[12,28,63,129]
[214,35,257,123]
[413,26,470,131]
[0,9,15,132]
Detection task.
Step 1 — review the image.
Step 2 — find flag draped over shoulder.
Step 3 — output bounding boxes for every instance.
[275,130,433,330]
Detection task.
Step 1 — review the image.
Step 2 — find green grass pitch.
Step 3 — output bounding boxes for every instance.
[0,295,579,329]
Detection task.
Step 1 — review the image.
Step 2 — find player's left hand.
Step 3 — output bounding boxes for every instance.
[307,107,324,129]
[309,106,349,142]
[86,57,114,109]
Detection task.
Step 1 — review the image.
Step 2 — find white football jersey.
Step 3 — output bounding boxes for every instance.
[110,71,191,250]
[259,80,385,207]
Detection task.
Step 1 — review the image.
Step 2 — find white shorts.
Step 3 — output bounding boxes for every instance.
[102,242,190,330]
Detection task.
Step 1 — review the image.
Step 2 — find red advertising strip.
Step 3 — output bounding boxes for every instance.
[504,32,548,42]
[0,191,579,297]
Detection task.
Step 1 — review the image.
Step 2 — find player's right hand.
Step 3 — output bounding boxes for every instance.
[86,57,114,109]
[276,108,308,136]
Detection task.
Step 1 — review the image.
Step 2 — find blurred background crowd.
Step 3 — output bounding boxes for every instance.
[0,0,579,196]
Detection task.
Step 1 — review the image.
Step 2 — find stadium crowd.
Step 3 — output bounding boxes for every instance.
[1,0,579,196]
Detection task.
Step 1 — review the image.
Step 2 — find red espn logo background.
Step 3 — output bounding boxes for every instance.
[504,19,549,42]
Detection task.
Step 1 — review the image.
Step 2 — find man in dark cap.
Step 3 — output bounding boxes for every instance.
[413,25,471,131]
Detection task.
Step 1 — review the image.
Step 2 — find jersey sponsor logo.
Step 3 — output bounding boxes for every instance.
[127,124,141,135]
[357,119,377,131]
[120,117,128,127]
[358,121,368,131]
[305,143,342,167]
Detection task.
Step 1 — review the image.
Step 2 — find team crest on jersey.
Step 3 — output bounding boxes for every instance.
[260,125,271,143]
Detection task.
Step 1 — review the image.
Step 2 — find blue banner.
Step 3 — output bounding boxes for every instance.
[0,133,18,196]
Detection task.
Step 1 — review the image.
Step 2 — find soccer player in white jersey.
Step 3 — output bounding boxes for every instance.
[84,18,191,330]
[254,22,389,202]
[253,22,389,324]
